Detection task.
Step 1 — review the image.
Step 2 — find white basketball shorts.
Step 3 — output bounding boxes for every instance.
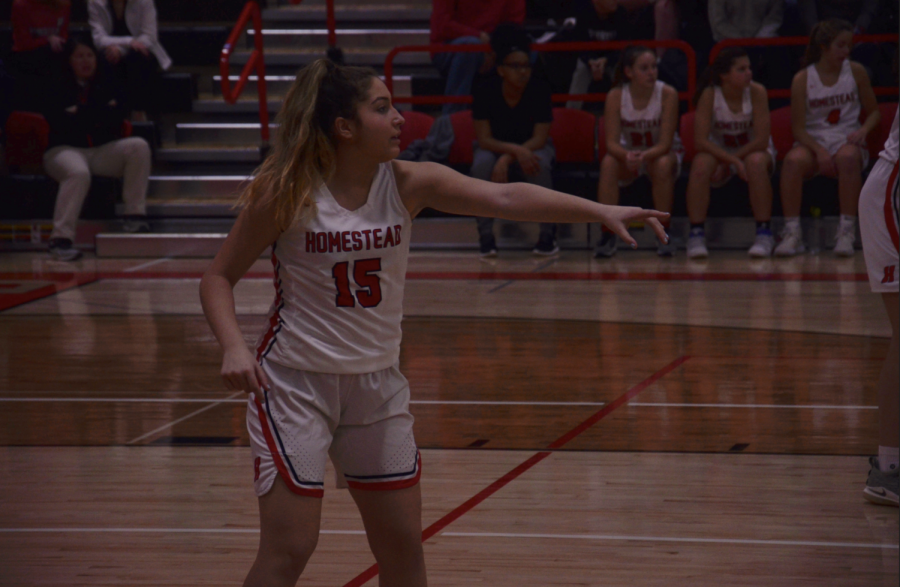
[247,359,421,497]
[859,158,899,293]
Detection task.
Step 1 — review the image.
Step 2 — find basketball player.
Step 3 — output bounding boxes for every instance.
[685,47,777,259]
[859,105,899,506]
[199,59,670,586]
[776,19,880,257]
[594,45,683,258]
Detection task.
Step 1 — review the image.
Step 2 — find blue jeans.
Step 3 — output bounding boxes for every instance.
[432,36,485,115]
[471,143,558,242]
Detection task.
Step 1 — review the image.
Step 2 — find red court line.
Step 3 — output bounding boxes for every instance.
[0,274,99,312]
[0,271,869,282]
[341,355,690,587]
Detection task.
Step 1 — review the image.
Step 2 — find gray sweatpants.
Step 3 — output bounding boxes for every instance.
[471,143,557,241]
[43,137,151,241]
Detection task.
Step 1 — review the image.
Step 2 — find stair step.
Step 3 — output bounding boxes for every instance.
[155,146,262,163]
[211,74,412,97]
[262,5,431,24]
[230,47,432,68]
[148,175,252,198]
[246,28,430,49]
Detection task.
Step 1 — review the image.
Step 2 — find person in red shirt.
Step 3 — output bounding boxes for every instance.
[10,0,70,109]
[430,0,525,114]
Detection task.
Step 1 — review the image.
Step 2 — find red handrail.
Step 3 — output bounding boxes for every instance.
[290,0,336,48]
[384,40,698,109]
[220,0,270,144]
[708,34,899,98]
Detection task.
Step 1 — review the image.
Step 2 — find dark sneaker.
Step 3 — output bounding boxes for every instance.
[864,457,899,507]
[593,232,617,258]
[122,216,152,233]
[479,235,498,258]
[532,236,559,256]
[48,238,83,261]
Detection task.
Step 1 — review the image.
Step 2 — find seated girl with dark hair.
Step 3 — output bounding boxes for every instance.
[40,36,152,261]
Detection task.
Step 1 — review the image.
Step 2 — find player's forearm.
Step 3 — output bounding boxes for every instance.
[199,273,248,353]
[696,137,742,165]
[478,136,524,157]
[494,182,611,224]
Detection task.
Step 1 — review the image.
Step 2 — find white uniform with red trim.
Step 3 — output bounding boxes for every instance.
[618,80,684,185]
[859,106,899,293]
[804,59,869,168]
[247,162,421,497]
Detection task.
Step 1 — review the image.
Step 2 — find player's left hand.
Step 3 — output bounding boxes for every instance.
[846,129,867,148]
[599,205,670,248]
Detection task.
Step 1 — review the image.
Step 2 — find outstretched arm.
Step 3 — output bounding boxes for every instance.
[393,159,670,247]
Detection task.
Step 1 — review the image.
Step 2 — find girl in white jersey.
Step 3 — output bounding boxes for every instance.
[595,45,682,258]
[858,105,899,506]
[199,60,669,586]
[776,19,880,258]
[685,47,777,259]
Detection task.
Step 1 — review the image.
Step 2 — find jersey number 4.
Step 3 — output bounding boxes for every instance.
[332,259,382,308]
[826,108,841,125]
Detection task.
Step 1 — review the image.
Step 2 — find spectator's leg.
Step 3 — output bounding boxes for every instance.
[435,37,485,115]
[654,0,679,58]
[779,145,816,218]
[527,145,557,240]
[744,151,774,222]
[471,147,499,242]
[686,152,719,224]
[834,144,863,217]
[43,146,92,242]
[87,137,151,218]
[566,59,592,110]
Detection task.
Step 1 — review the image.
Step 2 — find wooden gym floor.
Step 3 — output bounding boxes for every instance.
[0,249,897,586]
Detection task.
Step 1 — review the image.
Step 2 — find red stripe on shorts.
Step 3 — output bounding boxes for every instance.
[345,451,422,492]
[253,397,325,498]
[886,161,900,252]
[256,247,284,361]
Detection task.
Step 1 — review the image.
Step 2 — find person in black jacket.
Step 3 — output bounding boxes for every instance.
[41,36,151,261]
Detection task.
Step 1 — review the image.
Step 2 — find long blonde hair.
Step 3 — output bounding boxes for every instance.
[238,59,378,230]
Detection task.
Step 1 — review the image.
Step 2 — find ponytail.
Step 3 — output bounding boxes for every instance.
[693,47,748,107]
[805,18,853,65]
[237,59,378,230]
[612,45,654,87]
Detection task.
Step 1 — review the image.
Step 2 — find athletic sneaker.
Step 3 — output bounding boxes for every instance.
[532,235,559,256]
[48,238,82,261]
[479,235,498,258]
[774,226,805,257]
[833,224,856,257]
[747,232,775,258]
[657,238,677,257]
[593,232,617,258]
[864,457,899,507]
[686,234,709,259]
[122,217,152,234]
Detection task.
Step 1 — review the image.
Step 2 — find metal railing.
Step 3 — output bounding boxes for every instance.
[709,34,899,99]
[384,40,698,109]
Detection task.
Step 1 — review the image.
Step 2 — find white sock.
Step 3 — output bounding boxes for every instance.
[839,214,857,230]
[784,217,801,232]
[879,446,899,471]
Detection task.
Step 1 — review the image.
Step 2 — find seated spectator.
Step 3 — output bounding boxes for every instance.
[797,0,880,34]
[430,0,525,115]
[776,19,880,258]
[88,0,172,122]
[471,23,558,256]
[617,0,680,56]
[41,36,152,261]
[9,0,71,109]
[685,48,776,259]
[708,0,783,42]
[594,45,680,258]
[564,0,633,110]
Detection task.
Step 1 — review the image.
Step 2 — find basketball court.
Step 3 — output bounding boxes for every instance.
[0,248,897,586]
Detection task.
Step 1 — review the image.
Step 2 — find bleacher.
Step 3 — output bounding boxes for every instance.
[1,0,897,255]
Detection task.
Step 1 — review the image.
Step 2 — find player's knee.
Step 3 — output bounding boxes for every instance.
[782,148,809,171]
[600,154,618,172]
[279,533,318,573]
[834,149,861,172]
[745,152,769,173]
[650,155,674,178]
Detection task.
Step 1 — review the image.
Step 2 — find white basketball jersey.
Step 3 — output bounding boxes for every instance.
[805,59,860,149]
[620,80,665,150]
[879,106,899,164]
[256,162,412,374]
[710,86,753,149]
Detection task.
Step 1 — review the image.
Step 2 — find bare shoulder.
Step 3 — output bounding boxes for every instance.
[792,68,808,86]
[849,60,871,82]
[661,83,678,99]
[749,81,768,97]
[607,86,623,101]
[392,159,454,197]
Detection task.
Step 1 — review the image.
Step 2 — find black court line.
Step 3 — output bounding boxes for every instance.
[488,258,559,293]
